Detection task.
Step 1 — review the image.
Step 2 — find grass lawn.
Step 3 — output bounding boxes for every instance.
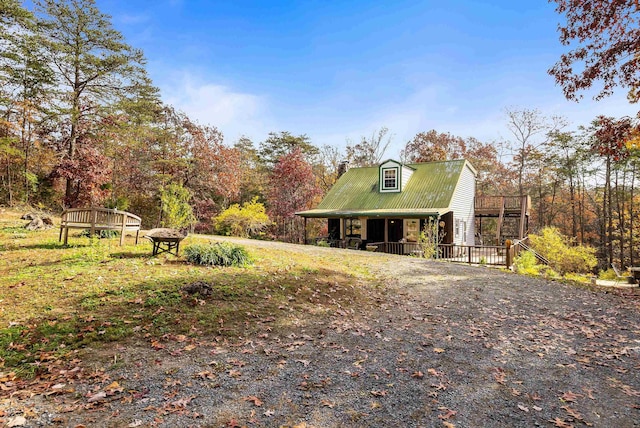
[0,209,381,377]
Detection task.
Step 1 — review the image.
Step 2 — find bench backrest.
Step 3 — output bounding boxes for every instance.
[61,208,141,228]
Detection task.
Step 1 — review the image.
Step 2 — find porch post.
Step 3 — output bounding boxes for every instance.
[304,217,307,245]
[384,218,388,243]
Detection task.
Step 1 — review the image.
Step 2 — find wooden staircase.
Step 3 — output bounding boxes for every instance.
[475,195,531,244]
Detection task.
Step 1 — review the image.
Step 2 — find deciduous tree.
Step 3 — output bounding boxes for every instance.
[266,148,322,241]
[549,0,640,102]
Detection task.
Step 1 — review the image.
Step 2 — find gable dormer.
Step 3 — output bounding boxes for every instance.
[379,159,414,193]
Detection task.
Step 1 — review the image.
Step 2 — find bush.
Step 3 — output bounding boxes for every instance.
[79,229,120,239]
[213,198,271,238]
[528,227,597,275]
[513,250,560,278]
[513,250,542,276]
[184,242,253,267]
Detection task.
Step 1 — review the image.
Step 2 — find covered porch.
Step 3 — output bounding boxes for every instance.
[299,210,456,255]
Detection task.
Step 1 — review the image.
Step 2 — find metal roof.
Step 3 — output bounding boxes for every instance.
[297,159,469,218]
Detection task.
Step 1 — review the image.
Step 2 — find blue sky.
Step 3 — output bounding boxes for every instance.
[98,0,638,157]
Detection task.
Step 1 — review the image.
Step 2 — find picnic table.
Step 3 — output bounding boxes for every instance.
[144,228,187,256]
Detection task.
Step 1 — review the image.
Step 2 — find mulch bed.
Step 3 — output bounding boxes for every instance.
[2,245,639,428]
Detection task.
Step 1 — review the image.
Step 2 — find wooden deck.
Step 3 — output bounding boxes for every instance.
[475,195,530,240]
[475,195,530,217]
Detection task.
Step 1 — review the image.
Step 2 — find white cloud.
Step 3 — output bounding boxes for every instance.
[160,72,272,144]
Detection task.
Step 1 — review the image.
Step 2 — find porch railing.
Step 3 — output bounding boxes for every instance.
[307,238,515,267]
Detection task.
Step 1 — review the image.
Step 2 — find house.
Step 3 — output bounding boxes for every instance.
[296,159,477,253]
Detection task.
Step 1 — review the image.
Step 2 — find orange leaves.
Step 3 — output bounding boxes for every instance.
[550,417,575,428]
[559,390,583,403]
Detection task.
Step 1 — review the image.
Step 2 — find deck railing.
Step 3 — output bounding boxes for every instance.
[475,195,528,211]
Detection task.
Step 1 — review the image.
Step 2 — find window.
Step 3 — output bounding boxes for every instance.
[383,168,397,190]
[405,219,419,242]
[345,218,361,238]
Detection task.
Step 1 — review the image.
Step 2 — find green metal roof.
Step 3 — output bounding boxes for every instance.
[297,159,469,218]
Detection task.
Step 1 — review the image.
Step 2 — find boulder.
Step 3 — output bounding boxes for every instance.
[22,212,54,230]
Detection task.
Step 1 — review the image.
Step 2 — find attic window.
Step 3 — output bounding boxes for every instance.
[382,168,398,190]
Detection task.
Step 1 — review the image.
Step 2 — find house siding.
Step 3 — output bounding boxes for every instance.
[449,162,476,245]
[401,165,414,190]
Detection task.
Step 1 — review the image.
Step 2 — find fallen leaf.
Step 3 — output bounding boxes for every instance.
[6,416,27,427]
[243,396,263,407]
[320,399,335,408]
[171,396,194,408]
[411,371,424,379]
[560,391,582,402]
[128,420,143,428]
[106,381,122,392]
[518,404,529,412]
[433,348,445,353]
[438,408,457,420]
[370,390,387,397]
[550,417,574,428]
[561,406,583,420]
[263,409,275,417]
[87,391,107,403]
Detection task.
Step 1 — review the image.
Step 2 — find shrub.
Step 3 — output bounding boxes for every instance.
[79,229,120,239]
[213,198,271,238]
[184,242,253,267]
[418,218,444,259]
[598,268,619,280]
[528,227,597,275]
[513,250,541,276]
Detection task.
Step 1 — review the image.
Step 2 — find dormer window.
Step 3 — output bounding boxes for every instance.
[379,159,413,193]
[383,168,397,190]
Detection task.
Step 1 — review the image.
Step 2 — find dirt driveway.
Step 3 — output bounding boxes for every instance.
[3,240,640,427]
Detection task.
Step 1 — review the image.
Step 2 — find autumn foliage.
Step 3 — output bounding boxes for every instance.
[549,0,640,101]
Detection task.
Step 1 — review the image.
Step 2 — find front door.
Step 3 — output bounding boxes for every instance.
[387,219,403,242]
[367,219,385,243]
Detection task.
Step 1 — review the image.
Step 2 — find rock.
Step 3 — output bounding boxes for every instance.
[182,281,213,296]
[25,217,44,230]
[23,212,54,230]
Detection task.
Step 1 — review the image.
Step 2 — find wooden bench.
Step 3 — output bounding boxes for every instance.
[59,207,142,246]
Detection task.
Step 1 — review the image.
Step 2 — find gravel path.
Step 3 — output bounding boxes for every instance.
[3,239,639,427]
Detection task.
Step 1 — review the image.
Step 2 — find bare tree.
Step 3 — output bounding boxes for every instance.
[346,127,393,167]
[504,108,566,197]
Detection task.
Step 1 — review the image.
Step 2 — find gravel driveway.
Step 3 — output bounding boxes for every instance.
[3,239,640,427]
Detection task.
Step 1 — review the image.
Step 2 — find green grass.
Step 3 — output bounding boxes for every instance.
[0,210,383,377]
